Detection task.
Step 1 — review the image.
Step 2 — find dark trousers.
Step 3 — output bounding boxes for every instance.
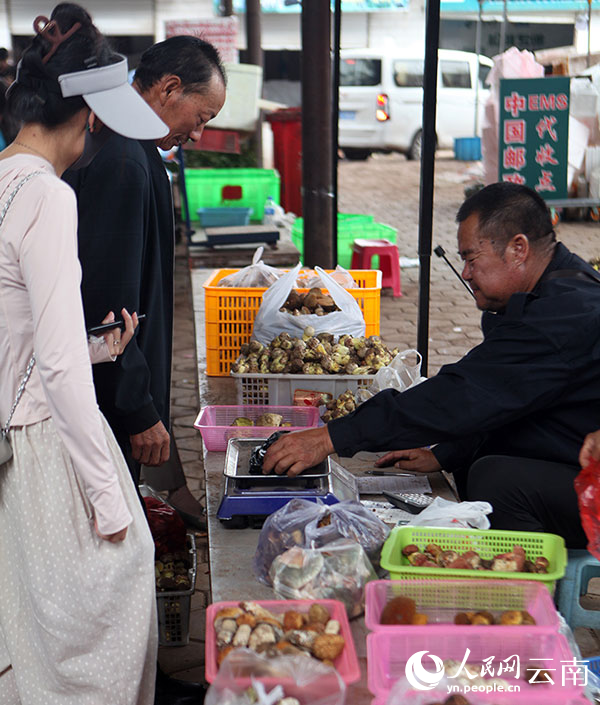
[455,455,587,549]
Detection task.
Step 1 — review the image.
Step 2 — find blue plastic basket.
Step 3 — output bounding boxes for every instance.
[585,656,600,676]
[454,136,482,161]
[196,207,253,227]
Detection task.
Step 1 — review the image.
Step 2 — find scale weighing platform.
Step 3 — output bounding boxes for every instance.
[217,438,359,529]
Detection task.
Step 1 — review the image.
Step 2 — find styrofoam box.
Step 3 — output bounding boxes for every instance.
[231,371,374,406]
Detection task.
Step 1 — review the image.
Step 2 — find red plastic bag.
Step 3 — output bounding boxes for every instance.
[574,459,600,560]
[143,496,187,556]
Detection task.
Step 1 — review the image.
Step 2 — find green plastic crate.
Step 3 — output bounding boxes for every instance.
[182,168,280,222]
[291,213,397,268]
[380,526,567,592]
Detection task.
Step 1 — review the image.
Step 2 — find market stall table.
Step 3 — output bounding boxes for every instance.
[203,444,456,701]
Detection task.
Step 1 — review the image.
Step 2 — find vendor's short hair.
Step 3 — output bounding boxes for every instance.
[134,36,226,95]
[457,182,555,253]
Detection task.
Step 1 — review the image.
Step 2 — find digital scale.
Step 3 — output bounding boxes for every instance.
[216,438,359,529]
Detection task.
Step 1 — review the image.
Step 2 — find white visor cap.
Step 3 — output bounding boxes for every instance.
[58,55,168,140]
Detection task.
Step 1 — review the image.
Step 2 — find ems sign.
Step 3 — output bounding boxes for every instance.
[499,77,570,199]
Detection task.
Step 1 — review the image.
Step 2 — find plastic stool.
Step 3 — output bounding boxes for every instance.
[350,238,402,297]
[555,549,600,629]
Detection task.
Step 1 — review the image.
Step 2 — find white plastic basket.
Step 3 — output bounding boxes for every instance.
[231,372,374,405]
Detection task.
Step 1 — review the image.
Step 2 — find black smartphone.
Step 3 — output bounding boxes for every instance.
[87,313,146,335]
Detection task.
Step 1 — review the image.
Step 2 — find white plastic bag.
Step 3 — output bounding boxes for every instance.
[252,265,365,345]
[407,497,492,530]
[217,247,283,287]
[205,649,345,705]
[357,349,425,402]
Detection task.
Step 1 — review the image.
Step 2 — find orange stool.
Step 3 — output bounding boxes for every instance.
[350,238,402,297]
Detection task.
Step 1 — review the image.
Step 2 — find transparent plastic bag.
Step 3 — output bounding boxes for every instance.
[252,265,365,345]
[295,265,356,289]
[407,497,493,530]
[205,649,345,705]
[357,349,425,403]
[218,247,283,287]
[253,498,326,586]
[303,500,390,569]
[253,499,388,586]
[269,539,377,617]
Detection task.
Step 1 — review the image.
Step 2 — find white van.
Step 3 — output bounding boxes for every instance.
[339,48,493,160]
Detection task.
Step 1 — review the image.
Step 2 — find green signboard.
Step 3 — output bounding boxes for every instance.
[498,77,570,199]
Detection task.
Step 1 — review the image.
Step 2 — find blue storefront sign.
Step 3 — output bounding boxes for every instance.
[441,0,600,13]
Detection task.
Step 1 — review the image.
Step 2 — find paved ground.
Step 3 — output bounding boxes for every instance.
[160,151,600,682]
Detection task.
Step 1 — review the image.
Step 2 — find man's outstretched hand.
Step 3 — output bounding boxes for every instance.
[375,447,441,473]
[262,426,335,478]
[580,429,600,468]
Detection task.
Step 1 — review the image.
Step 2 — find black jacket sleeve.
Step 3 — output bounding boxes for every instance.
[328,313,572,458]
[65,141,161,436]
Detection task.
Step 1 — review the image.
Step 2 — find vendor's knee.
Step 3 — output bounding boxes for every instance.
[466,455,517,503]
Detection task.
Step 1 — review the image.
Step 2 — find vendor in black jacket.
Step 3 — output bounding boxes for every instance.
[263,182,600,547]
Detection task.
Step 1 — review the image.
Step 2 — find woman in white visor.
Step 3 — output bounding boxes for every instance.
[0,3,168,703]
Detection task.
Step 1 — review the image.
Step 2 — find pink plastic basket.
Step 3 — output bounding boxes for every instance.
[367,630,583,702]
[365,579,560,633]
[205,599,360,685]
[193,405,320,451]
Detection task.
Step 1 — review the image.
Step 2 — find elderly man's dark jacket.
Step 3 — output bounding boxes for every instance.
[329,242,600,470]
[65,134,174,436]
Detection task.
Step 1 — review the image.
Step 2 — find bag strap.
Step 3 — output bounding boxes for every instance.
[0,171,44,438]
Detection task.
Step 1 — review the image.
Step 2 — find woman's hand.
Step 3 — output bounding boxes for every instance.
[94,518,128,543]
[101,308,138,356]
[579,430,600,468]
[375,447,441,473]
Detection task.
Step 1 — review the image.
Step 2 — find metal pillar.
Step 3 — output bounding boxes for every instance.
[245,0,264,166]
[473,0,483,135]
[331,0,341,263]
[301,0,334,268]
[588,0,592,67]
[416,0,441,376]
[499,0,507,54]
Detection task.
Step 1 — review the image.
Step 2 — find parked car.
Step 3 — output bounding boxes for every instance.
[339,48,493,160]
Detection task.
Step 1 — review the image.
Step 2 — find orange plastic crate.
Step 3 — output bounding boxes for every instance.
[203,268,382,376]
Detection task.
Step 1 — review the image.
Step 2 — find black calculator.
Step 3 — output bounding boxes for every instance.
[382,491,435,514]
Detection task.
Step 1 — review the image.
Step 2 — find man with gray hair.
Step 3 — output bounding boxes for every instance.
[66,35,226,705]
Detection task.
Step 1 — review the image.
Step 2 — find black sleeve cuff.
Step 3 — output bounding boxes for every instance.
[432,434,486,472]
[120,402,161,436]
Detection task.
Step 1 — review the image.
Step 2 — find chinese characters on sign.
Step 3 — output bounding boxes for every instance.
[498,77,570,199]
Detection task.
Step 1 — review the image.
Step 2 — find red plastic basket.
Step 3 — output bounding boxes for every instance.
[367,630,583,702]
[365,579,561,634]
[205,599,360,685]
[193,405,320,451]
